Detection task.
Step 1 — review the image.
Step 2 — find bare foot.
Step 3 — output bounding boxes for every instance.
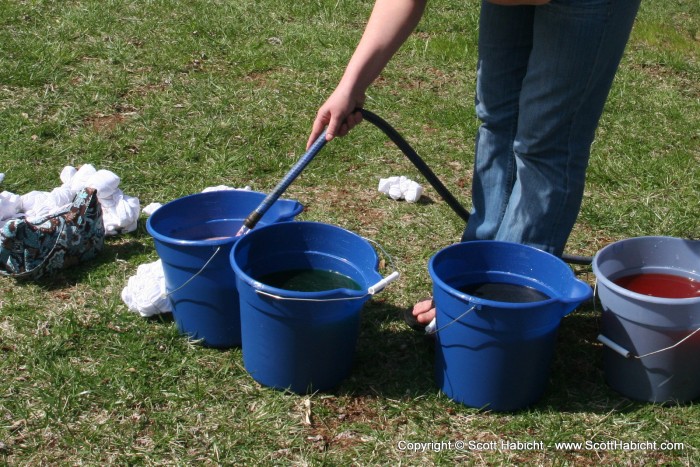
[412,298,435,325]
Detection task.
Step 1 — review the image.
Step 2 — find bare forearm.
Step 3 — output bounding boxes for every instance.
[337,0,428,96]
[306,0,428,147]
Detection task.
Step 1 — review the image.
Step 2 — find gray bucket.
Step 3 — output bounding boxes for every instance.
[592,236,700,403]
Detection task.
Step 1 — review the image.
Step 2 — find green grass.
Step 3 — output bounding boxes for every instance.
[1,0,699,464]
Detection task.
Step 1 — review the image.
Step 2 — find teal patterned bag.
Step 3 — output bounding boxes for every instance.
[0,187,105,280]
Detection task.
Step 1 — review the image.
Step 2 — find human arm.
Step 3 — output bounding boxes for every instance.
[307,0,428,149]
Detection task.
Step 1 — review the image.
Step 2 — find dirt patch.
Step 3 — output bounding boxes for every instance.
[304,396,384,450]
[289,185,385,228]
[84,104,138,132]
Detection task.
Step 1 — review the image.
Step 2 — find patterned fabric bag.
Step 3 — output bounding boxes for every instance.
[0,187,105,280]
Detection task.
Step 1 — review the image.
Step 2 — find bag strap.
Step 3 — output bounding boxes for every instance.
[0,187,99,279]
[5,219,68,279]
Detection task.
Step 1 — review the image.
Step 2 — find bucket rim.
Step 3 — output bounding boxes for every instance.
[431,276,559,309]
[246,280,370,300]
[230,221,381,300]
[428,240,567,309]
[592,236,700,304]
[146,215,241,247]
[146,190,302,247]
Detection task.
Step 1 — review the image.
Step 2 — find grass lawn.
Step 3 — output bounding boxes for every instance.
[1,0,698,464]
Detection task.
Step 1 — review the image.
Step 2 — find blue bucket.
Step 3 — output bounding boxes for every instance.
[230,221,398,394]
[429,241,592,411]
[146,190,303,348]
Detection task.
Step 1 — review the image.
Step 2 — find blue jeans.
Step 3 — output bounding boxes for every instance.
[462,0,641,256]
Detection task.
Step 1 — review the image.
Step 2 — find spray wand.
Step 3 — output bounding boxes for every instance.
[235,131,327,237]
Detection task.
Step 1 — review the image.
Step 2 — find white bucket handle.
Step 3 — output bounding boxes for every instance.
[254,271,400,302]
[597,326,700,359]
[426,304,478,336]
[252,236,400,302]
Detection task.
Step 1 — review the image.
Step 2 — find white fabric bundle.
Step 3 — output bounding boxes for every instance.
[85,169,121,198]
[120,260,172,317]
[378,176,423,203]
[0,191,21,220]
[19,191,60,218]
[0,164,141,236]
[59,166,77,185]
[68,164,98,193]
[100,189,140,236]
[141,202,162,216]
[50,185,74,206]
[121,184,250,316]
[63,165,140,236]
[201,184,251,193]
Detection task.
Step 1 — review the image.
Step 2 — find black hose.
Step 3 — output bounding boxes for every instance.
[358,108,593,266]
[359,109,471,224]
[557,253,593,266]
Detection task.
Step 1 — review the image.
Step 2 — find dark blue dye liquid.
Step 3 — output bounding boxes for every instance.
[169,219,240,241]
[258,269,362,292]
[459,282,551,303]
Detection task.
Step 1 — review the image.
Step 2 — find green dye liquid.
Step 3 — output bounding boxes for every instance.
[258,269,362,292]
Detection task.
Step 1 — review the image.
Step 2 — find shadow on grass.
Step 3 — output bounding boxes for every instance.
[26,220,154,290]
[415,194,437,207]
[335,299,658,414]
[534,302,653,414]
[335,300,438,399]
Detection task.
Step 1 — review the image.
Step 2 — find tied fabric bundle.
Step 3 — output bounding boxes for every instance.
[378,176,423,203]
[120,259,172,317]
[0,164,140,235]
[0,187,105,280]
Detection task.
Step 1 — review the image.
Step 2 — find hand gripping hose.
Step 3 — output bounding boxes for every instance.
[358,108,593,266]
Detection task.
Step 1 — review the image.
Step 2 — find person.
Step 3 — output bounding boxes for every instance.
[307,0,641,328]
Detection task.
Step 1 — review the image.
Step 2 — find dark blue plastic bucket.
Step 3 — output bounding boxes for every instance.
[230,221,396,394]
[146,190,303,348]
[429,241,592,411]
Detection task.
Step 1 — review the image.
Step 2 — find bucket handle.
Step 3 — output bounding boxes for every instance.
[163,246,222,298]
[254,271,400,302]
[254,236,400,302]
[425,303,478,336]
[597,326,700,359]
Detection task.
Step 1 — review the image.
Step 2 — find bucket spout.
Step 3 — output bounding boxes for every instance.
[263,198,304,223]
[559,278,593,316]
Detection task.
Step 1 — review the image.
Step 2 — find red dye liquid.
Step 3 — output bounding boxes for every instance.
[613,273,700,299]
